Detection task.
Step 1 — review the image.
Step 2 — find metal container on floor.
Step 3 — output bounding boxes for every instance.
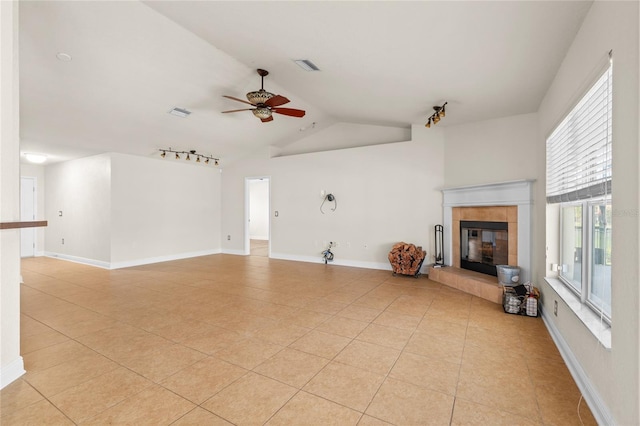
[496,265,520,286]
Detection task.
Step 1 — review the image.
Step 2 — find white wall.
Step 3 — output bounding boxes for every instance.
[20,163,45,255]
[0,0,25,388]
[443,112,539,188]
[222,125,445,269]
[45,154,112,266]
[109,153,221,267]
[249,179,269,240]
[536,2,639,424]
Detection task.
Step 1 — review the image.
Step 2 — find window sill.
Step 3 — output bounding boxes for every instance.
[543,277,611,350]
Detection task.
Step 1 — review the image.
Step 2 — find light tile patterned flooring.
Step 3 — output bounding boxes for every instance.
[2,255,596,425]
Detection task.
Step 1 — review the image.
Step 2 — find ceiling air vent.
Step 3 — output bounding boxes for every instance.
[293,59,320,72]
[168,107,191,118]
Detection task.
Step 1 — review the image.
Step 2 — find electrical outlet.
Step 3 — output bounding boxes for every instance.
[61,238,64,245]
[227,235,231,241]
[554,300,558,316]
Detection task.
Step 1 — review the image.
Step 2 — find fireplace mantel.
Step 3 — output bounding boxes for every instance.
[442,180,534,283]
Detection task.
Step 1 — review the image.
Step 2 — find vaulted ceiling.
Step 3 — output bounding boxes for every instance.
[19,1,592,165]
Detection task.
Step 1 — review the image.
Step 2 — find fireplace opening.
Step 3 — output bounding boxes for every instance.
[460,220,508,276]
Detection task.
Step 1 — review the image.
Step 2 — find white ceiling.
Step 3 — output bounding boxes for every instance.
[18,1,592,166]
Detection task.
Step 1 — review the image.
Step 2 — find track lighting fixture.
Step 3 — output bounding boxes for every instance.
[425,102,447,128]
[160,148,220,166]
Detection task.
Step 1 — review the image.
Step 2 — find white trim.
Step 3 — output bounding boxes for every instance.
[44,252,111,269]
[45,249,222,270]
[442,180,534,283]
[0,357,25,389]
[109,249,221,269]
[34,251,45,257]
[222,249,248,256]
[270,252,429,274]
[541,305,613,426]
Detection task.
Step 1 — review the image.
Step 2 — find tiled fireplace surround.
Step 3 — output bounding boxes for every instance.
[429,180,534,304]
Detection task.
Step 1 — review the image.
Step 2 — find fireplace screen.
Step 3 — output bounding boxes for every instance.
[460,221,508,276]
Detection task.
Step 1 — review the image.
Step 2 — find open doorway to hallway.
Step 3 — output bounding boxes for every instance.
[246,177,270,257]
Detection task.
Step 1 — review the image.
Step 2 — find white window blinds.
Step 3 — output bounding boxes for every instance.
[546,62,612,204]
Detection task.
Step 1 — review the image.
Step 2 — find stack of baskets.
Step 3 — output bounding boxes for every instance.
[496,265,539,317]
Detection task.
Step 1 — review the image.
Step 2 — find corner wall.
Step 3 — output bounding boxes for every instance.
[0,0,25,388]
[536,2,639,424]
[443,112,539,189]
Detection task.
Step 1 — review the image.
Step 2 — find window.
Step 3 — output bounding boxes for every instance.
[547,59,612,321]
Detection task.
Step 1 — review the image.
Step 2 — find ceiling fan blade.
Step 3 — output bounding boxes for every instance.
[261,116,274,123]
[221,108,255,113]
[272,107,306,118]
[222,95,255,106]
[265,95,290,107]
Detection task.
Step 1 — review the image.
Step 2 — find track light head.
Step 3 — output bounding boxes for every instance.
[196,156,201,163]
[214,159,219,166]
[175,153,180,159]
[186,153,191,161]
[205,158,210,164]
[161,151,166,158]
[425,102,447,128]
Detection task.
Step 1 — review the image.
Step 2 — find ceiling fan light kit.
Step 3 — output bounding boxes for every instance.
[252,107,272,119]
[425,102,447,128]
[222,69,305,122]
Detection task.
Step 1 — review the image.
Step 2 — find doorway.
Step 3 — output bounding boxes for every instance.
[20,176,36,257]
[246,177,270,257]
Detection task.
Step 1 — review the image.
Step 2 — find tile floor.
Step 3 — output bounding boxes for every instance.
[2,255,596,425]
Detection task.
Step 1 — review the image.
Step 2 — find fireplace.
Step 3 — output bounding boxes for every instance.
[460,220,508,276]
[442,180,534,283]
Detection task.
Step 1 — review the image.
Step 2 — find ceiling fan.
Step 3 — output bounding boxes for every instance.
[222,69,306,122]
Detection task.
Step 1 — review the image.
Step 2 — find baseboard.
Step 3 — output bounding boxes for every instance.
[222,248,248,256]
[46,249,223,270]
[44,252,111,269]
[269,252,409,272]
[109,249,222,269]
[541,306,614,426]
[0,357,25,390]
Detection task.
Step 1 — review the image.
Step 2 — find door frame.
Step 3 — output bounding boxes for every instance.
[244,176,271,256]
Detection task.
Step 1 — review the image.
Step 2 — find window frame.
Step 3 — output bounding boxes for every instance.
[547,56,612,324]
